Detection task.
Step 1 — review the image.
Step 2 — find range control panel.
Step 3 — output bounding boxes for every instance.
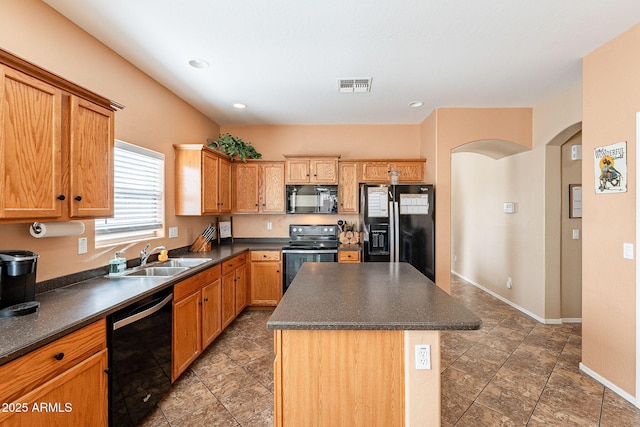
[289,224,338,240]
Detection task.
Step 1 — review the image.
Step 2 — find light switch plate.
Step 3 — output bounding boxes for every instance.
[503,202,515,214]
[78,237,88,255]
[169,227,178,238]
[624,243,634,260]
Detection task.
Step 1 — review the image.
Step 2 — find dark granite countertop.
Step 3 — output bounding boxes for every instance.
[0,241,284,366]
[267,262,482,331]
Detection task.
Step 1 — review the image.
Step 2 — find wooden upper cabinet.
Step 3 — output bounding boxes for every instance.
[359,160,426,183]
[233,161,285,214]
[69,96,114,217]
[202,150,220,214]
[218,157,232,212]
[233,162,260,213]
[0,59,116,222]
[285,155,339,184]
[0,65,63,219]
[392,161,426,182]
[260,162,285,213]
[338,161,359,214]
[175,144,232,215]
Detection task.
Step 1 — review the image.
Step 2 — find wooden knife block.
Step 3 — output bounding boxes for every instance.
[189,235,212,252]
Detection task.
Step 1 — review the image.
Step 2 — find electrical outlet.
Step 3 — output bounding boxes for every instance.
[266,221,273,230]
[506,277,513,289]
[415,344,431,370]
[78,237,88,255]
[169,227,178,238]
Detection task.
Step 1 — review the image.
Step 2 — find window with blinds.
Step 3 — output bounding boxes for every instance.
[95,140,165,246]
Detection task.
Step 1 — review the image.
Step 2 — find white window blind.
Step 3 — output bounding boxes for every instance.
[95,140,165,246]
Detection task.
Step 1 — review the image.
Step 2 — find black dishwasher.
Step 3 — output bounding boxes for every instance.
[107,287,173,427]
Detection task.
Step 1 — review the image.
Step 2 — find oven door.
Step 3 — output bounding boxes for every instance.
[282,249,338,293]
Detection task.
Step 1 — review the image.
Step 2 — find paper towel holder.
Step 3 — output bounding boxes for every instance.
[29,221,86,238]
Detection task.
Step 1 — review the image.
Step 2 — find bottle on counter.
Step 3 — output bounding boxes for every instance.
[109,251,127,277]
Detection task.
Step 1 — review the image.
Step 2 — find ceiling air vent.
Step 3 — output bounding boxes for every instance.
[338,78,372,93]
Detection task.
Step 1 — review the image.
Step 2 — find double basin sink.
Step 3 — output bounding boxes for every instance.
[122,258,212,277]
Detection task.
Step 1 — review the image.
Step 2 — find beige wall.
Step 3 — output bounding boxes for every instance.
[451,147,546,316]
[560,134,582,319]
[221,124,422,238]
[449,87,582,321]
[220,124,421,161]
[537,84,583,320]
[582,23,640,396]
[421,108,533,293]
[0,0,220,281]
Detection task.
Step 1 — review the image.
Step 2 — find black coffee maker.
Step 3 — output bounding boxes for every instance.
[0,250,39,317]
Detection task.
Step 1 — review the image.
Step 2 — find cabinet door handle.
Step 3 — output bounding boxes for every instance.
[198,301,202,306]
[54,352,64,361]
[74,196,82,201]
[276,270,280,273]
[57,195,66,201]
[204,297,209,302]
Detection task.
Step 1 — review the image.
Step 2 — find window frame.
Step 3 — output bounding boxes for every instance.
[94,140,165,247]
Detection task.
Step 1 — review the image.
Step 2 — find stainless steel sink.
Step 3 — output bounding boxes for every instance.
[125,266,190,277]
[156,258,211,268]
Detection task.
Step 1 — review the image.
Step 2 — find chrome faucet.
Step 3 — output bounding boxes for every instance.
[140,243,167,266]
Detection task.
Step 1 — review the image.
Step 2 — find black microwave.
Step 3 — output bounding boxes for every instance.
[286,185,338,214]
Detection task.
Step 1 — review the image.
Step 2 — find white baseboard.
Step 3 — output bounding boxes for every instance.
[451,272,637,407]
[580,362,639,408]
[451,271,582,325]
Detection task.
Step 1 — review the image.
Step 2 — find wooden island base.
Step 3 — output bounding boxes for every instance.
[273,329,441,427]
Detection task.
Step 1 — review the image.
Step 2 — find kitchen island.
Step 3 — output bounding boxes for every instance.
[267,262,482,427]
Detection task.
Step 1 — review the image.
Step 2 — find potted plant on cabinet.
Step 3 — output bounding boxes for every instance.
[207,133,262,162]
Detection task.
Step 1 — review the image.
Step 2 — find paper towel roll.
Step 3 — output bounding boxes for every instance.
[30,221,85,238]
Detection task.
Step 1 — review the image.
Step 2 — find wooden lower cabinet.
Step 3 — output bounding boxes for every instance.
[201,279,222,348]
[172,264,222,381]
[249,251,282,306]
[221,254,247,328]
[0,320,108,426]
[338,249,361,263]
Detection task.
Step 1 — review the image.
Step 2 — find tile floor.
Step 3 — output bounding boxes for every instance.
[139,276,640,426]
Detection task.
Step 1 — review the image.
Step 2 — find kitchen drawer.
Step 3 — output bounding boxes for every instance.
[251,250,281,262]
[174,264,221,301]
[222,253,246,275]
[0,319,106,404]
[338,250,361,263]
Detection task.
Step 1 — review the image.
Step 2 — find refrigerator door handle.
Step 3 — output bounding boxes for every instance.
[393,201,400,262]
[389,200,395,262]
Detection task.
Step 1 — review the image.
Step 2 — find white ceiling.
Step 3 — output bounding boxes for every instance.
[43,0,640,126]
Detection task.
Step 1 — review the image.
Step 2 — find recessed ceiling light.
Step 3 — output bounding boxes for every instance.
[233,103,247,109]
[188,58,209,69]
[409,101,424,108]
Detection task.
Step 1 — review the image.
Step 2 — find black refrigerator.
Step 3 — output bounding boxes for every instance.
[360,183,435,281]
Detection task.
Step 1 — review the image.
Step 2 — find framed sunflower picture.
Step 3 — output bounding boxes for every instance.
[594,141,627,194]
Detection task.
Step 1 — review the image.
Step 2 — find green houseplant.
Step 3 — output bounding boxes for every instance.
[207,133,262,162]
